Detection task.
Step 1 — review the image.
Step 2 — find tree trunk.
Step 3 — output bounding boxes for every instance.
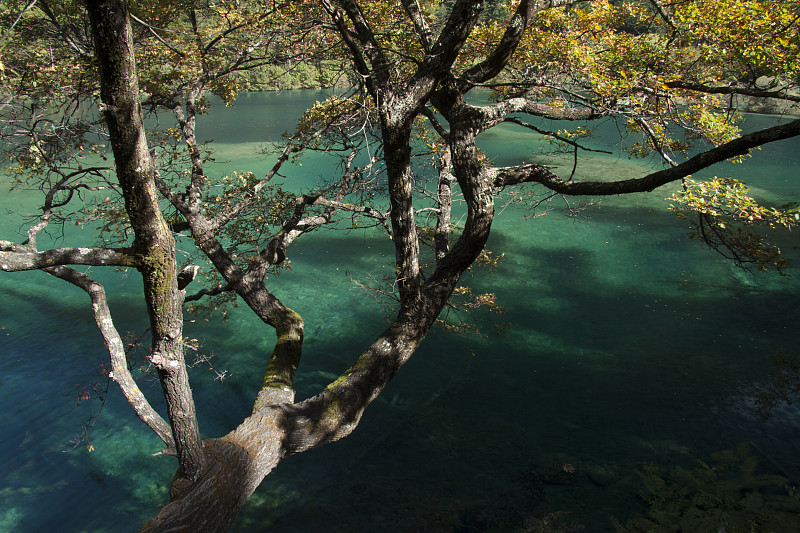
[86,0,206,487]
[139,410,287,532]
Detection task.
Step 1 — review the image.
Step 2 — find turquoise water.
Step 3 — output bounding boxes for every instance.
[1,91,800,531]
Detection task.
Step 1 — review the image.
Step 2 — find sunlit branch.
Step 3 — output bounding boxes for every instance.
[435,149,455,263]
[482,97,604,129]
[400,0,435,52]
[647,0,678,30]
[24,211,51,251]
[129,13,185,57]
[0,242,138,271]
[157,180,306,412]
[632,115,679,167]
[0,0,38,42]
[249,194,336,271]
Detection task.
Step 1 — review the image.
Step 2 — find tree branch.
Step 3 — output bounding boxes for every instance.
[44,265,176,453]
[0,243,139,271]
[501,117,612,154]
[281,313,428,454]
[412,0,484,88]
[87,0,206,485]
[435,149,455,263]
[461,0,578,87]
[482,96,604,127]
[38,0,94,57]
[400,0,435,52]
[320,0,386,90]
[184,283,233,303]
[647,0,678,31]
[664,80,800,104]
[248,194,332,270]
[0,0,38,43]
[492,117,800,194]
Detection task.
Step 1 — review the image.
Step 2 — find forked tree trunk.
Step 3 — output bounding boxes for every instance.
[85,1,504,531]
[138,411,286,532]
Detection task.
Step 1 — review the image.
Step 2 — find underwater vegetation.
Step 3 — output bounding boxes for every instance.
[614,443,800,533]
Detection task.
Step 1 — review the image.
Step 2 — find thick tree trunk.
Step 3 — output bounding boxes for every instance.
[137,311,444,532]
[86,0,206,487]
[381,104,422,301]
[88,1,547,530]
[139,410,287,533]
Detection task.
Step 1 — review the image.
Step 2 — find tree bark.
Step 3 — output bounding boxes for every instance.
[86,0,206,488]
[139,411,286,533]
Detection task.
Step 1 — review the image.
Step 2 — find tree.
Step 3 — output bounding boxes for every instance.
[1,0,799,531]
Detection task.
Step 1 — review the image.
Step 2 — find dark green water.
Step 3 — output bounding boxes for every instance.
[2,91,799,531]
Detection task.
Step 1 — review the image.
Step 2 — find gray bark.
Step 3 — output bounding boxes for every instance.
[86,0,206,488]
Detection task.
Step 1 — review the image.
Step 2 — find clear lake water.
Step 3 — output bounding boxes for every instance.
[1,91,800,532]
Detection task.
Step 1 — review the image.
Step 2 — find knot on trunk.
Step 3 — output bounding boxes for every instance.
[169,470,196,502]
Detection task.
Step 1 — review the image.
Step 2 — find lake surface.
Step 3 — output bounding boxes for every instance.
[2,91,800,531]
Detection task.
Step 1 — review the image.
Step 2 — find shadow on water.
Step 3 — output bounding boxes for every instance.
[226,214,800,532]
[2,199,799,531]
[3,92,800,531]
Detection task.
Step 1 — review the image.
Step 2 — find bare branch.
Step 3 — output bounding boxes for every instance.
[44,265,176,453]
[184,283,233,303]
[0,242,138,271]
[400,0,435,52]
[211,127,329,230]
[0,0,38,43]
[664,80,800,104]
[492,117,800,195]
[502,117,612,154]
